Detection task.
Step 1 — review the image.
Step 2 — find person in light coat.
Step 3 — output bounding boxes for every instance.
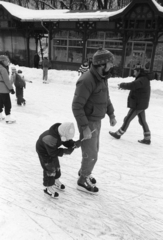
[0,55,16,123]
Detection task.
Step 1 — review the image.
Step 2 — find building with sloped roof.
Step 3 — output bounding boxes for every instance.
[0,0,163,80]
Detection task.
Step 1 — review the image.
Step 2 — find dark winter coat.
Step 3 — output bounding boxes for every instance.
[119,71,155,110]
[14,73,26,89]
[36,123,75,159]
[72,65,115,127]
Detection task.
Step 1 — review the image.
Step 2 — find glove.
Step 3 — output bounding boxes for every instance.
[73,140,81,148]
[63,148,74,155]
[110,115,117,127]
[83,126,92,140]
[118,83,126,90]
[10,89,15,94]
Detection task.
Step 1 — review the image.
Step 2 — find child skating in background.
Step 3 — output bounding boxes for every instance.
[78,59,89,76]
[36,122,81,198]
[10,68,32,106]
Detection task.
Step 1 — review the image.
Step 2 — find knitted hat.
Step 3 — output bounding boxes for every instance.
[58,122,75,141]
[0,55,10,62]
[92,48,114,66]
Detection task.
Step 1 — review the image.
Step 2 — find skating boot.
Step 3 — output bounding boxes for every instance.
[0,112,5,121]
[138,139,151,145]
[78,170,96,184]
[77,175,99,195]
[44,186,59,199]
[5,114,16,124]
[53,179,65,191]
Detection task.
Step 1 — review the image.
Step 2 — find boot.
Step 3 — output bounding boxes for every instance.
[77,175,99,195]
[78,170,96,184]
[44,187,59,198]
[138,139,151,145]
[53,179,65,191]
[0,112,5,121]
[5,114,16,124]
[109,131,121,139]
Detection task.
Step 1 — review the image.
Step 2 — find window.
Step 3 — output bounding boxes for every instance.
[53,31,83,63]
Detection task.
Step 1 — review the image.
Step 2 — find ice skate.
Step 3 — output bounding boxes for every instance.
[109,131,121,139]
[5,115,16,124]
[78,170,96,184]
[53,179,65,191]
[77,175,99,195]
[138,139,151,145]
[44,186,59,199]
[0,113,5,121]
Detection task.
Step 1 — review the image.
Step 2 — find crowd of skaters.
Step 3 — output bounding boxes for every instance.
[0,48,155,198]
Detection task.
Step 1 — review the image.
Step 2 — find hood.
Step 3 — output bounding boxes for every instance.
[49,123,61,136]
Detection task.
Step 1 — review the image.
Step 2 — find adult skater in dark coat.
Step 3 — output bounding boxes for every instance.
[109,66,155,145]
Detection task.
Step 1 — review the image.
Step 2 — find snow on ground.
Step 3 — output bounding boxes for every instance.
[0,66,163,240]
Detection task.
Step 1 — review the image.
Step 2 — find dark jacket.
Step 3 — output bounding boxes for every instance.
[36,123,74,159]
[119,71,155,110]
[72,65,114,127]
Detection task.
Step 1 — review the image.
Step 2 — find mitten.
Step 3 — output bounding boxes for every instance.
[118,83,126,90]
[10,89,15,94]
[63,148,74,155]
[73,140,81,148]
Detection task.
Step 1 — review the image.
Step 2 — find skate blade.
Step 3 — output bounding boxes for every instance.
[44,192,59,199]
[6,121,16,124]
[77,185,98,195]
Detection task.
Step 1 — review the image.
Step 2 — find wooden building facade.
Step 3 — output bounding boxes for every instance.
[0,0,163,80]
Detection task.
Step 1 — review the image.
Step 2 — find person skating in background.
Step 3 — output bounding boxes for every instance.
[36,122,81,198]
[109,66,155,145]
[34,52,40,69]
[0,55,16,123]
[42,57,50,83]
[11,68,26,106]
[17,69,33,83]
[72,48,117,194]
[78,59,89,76]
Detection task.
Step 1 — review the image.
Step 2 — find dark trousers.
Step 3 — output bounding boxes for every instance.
[120,109,150,136]
[0,93,11,115]
[16,87,25,105]
[37,152,61,187]
[78,120,101,177]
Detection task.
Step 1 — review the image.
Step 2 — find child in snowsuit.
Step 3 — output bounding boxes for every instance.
[11,67,26,106]
[78,59,89,76]
[36,122,81,198]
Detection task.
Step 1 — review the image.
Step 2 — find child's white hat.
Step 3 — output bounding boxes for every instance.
[58,122,75,141]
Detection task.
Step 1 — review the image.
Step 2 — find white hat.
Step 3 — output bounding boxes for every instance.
[58,122,75,141]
